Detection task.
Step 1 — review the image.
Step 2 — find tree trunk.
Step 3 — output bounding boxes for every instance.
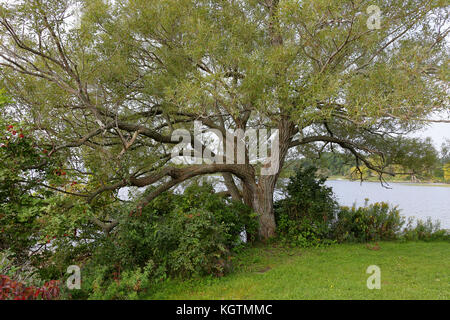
[242,118,295,241]
[222,172,242,202]
[253,179,277,240]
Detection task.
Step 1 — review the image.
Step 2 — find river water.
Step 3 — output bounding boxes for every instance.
[119,177,450,230]
[325,180,450,230]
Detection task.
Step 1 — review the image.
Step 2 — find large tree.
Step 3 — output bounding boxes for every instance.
[0,0,448,239]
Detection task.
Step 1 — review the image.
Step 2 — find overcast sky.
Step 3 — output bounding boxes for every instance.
[412,122,450,150]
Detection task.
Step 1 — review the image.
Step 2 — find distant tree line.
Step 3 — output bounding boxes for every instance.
[285,138,450,183]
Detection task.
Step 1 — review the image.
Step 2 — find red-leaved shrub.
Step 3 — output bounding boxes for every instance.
[0,275,60,300]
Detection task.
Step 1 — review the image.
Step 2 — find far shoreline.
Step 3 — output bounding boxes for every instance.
[326,177,450,188]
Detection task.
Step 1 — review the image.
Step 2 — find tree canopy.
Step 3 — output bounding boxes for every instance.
[0,0,449,239]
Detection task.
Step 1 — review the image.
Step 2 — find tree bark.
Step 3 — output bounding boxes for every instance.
[222,172,242,202]
[253,177,277,240]
[252,118,296,240]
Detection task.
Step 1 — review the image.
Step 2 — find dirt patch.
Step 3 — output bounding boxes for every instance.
[255,266,272,274]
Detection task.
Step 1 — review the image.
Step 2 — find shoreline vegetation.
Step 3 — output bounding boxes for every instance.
[282,148,450,187]
[325,177,450,232]
[327,176,450,187]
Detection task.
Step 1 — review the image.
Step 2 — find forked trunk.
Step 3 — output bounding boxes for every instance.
[244,118,295,240]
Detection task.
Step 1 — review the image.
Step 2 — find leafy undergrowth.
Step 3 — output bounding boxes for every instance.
[0,275,60,300]
[145,241,450,300]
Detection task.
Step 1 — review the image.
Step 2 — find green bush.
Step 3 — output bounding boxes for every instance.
[401,217,450,241]
[274,166,338,247]
[75,182,256,299]
[166,208,230,277]
[331,202,405,242]
[171,183,258,245]
[272,166,442,246]
[86,260,157,300]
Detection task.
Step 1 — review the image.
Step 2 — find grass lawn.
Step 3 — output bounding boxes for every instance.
[146,241,450,300]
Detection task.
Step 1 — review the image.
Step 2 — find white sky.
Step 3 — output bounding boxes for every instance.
[412,122,450,149]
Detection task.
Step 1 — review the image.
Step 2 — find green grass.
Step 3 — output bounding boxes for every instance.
[145,241,450,300]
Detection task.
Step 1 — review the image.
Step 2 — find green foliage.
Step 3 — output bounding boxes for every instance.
[84,261,157,300]
[291,136,449,183]
[0,120,51,262]
[74,182,256,299]
[441,140,450,164]
[401,218,449,242]
[332,202,405,243]
[274,166,447,247]
[332,203,449,243]
[274,166,338,247]
[0,250,39,285]
[0,120,257,299]
[443,163,450,183]
[0,116,89,277]
[388,137,440,180]
[167,182,258,245]
[0,88,10,106]
[0,112,112,284]
[291,152,353,178]
[164,208,230,277]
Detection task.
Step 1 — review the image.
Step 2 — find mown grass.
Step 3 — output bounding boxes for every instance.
[145,241,450,300]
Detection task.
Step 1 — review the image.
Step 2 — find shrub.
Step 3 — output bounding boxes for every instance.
[0,250,65,300]
[76,182,256,299]
[165,208,230,277]
[0,250,37,285]
[401,217,450,241]
[0,275,60,300]
[274,165,338,247]
[331,202,405,242]
[170,182,258,246]
[86,261,156,300]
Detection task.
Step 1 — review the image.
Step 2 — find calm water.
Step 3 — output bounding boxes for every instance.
[325,180,450,230]
[121,177,450,229]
